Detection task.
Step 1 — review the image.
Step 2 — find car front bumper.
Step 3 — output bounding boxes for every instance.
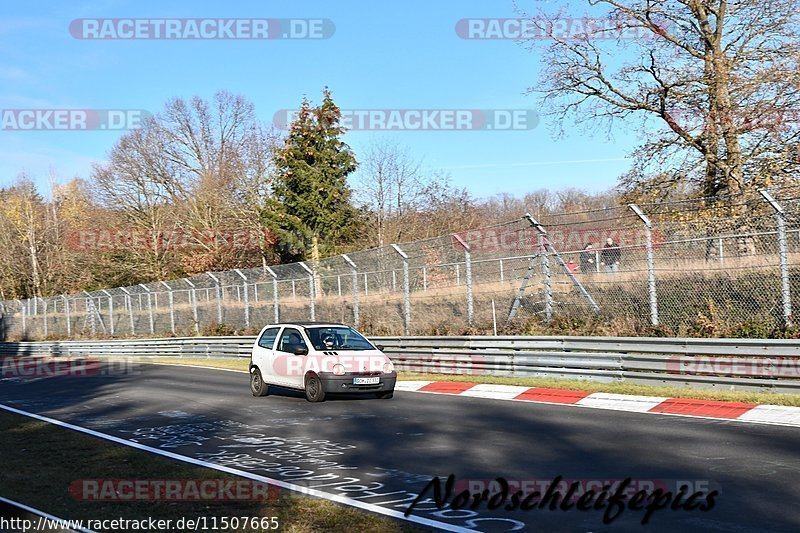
[319,371,396,393]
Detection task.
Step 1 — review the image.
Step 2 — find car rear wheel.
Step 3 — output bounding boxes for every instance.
[376,391,394,400]
[251,368,269,397]
[305,374,326,402]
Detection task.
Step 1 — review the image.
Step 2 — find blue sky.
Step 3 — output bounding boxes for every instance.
[0,0,637,199]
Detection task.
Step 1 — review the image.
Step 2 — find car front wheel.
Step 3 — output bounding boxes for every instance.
[251,368,269,397]
[304,374,326,402]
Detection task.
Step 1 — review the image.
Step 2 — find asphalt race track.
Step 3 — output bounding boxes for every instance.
[1,363,799,532]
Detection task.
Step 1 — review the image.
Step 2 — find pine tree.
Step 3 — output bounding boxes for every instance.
[263,88,361,263]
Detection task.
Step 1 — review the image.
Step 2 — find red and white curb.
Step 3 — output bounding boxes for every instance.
[395,381,800,428]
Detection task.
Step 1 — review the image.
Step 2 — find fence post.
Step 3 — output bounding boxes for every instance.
[63,296,71,337]
[391,244,411,335]
[206,272,223,326]
[159,282,175,335]
[452,234,474,326]
[499,259,504,282]
[629,203,659,326]
[342,254,359,326]
[101,290,114,336]
[265,266,280,323]
[42,298,47,338]
[19,300,26,338]
[525,214,600,314]
[299,262,316,321]
[234,269,250,330]
[139,284,155,335]
[185,279,199,334]
[759,189,792,326]
[538,234,553,322]
[120,287,135,336]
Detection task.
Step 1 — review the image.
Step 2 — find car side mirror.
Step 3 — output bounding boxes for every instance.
[376,345,385,351]
[291,344,308,356]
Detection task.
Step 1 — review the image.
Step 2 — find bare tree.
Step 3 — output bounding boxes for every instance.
[354,140,423,247]
[92,91,276,277]
[527,0,800,201]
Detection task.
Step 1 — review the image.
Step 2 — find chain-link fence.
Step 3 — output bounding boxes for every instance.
[3,187,800,340]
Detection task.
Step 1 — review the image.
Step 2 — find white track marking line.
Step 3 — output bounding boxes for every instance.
[460,384,530,400]
[394,380,433,391]
[737,404,800,427]
[0,403,474,533]
[577,393,670,413]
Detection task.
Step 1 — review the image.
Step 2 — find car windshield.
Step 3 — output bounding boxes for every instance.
[306,326,375,351]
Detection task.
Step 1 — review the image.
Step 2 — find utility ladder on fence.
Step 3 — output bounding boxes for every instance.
[508,214,600,323]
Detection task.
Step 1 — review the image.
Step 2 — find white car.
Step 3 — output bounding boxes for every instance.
[248,322,396,402]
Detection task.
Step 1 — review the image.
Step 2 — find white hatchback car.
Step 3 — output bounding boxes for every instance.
[248,322,396,402]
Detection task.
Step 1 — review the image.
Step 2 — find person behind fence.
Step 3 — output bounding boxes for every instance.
[579,243,596,274]
[566,258,579,274]
[601,237,622,272]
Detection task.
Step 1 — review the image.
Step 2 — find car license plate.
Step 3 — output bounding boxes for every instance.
[353,376,379,385]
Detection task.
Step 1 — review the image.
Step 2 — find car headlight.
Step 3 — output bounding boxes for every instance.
[383,361,394,374]
[332,364,345,376]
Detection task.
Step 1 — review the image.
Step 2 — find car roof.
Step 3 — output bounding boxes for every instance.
[267,322,348,328]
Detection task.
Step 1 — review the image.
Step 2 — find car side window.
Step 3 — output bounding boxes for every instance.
[278,328,307,353]
[257,327,280,349]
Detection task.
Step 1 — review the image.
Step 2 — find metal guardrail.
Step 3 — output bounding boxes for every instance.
[1,335,799,393]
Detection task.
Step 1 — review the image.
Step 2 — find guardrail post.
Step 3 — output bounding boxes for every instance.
[234,269,250,330]
[206,272,223,326]
[184,279,199,334]
[452,234,474,326]
[101,290,114,336]
[342,255,359,326]
[538,234,553,322]
[63,296,71,337]
[120,287,135,336]
[138,284,155,335]
[265,266,280,323]
[629,203,659,326]
[391,244,411,335]
[299,262,316,321]
[759,189,792,326]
